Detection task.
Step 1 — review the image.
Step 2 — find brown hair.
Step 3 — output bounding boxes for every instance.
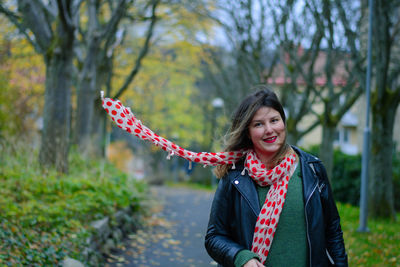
[214,85,289,178]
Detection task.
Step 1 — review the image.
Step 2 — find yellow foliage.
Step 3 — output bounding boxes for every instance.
[106,141,135,173]
[112,37,209,148]
[0,18,45,136]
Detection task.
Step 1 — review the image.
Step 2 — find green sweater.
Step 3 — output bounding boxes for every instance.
[234,165,309,267]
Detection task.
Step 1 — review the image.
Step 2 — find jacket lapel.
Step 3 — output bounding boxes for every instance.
[231,172,260,217]
[292,146,319,200]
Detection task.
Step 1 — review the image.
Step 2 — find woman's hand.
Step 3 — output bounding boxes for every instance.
[243,258,264,267]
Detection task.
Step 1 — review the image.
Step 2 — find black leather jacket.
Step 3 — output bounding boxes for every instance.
[205,146,348,267]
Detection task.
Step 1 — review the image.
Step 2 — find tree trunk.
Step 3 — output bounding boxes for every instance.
[39,47,74,173]
[369,103,396,219]
[367,0,398,220]
[73,0,101,155]
[89,96,107,157]
[319,123,336,181]
[74,55,97,155]
[75,84,97,154]
[38,1,75,173]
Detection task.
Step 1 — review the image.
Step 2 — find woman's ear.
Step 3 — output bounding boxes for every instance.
[246,128,250,139]
[246,130,253,147]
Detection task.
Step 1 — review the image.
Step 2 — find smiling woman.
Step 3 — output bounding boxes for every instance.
[205,85,348,267]
[249,107,286,169]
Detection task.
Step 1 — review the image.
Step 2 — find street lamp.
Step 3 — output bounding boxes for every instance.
[211,97,224,187]
[171,132,180,183]
[211,97,224,149]
[212,98,224,109]
[358,0,373,233]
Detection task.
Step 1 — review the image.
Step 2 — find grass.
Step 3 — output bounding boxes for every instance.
[0,140,149,266]
[337,202,400,266]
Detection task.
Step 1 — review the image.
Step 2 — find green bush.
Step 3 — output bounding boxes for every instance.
[331,150,362,206]
[306,145,400,210]
[337,202,400,266]
[0,139,148,266]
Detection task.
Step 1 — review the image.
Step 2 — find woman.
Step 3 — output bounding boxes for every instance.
[100,86,347,267]
[204,86,348,267]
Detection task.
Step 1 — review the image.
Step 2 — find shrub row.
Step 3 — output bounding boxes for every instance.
[0,141,148,266]
[307,146,400,210]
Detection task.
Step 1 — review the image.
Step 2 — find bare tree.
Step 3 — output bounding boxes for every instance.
[1,0,81,173]
[367,0,399,219]
[337,0,400,219]
[272,0,364,179]
[74,0,159,156]
[270,1,324,145]
[197,0,278,113]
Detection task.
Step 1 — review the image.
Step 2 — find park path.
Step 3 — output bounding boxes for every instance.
[105,186,217,267]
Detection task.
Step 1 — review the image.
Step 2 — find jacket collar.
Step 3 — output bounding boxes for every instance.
[230,168,261,217]
[291,146,320,199]
[229,146,321,216]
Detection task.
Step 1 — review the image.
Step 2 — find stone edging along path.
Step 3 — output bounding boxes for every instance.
[61,204,145,267]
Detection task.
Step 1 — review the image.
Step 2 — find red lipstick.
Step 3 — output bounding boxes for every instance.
[264,136,277,143]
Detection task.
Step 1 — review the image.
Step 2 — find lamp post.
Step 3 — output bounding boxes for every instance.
[171,132,180,183]
[358,0,373,233]
[210,98,224,150]
[211,97,224,187]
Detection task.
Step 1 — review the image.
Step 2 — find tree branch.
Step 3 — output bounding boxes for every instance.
[71,0,84,19]
[57,0,75,32]
[15,0,54,51]
[35,0,58,18]
[298,117,321,140]
[0,4,41,51]
[101,0,128,47]
[113,0,160,99]
[334,0,365,81]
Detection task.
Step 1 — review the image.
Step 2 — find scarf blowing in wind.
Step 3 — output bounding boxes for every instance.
[101,92,297,264]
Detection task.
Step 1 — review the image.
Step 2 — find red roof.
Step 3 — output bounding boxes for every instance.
[265,48,350,87]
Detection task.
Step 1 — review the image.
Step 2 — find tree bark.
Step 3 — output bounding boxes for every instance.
[369,104,396,219]
[74,28,100,155]
[74,0,109,155]
[319,122,336,182]
[39,30,75,173]
[367,0,399,220]
[8,0,77,173]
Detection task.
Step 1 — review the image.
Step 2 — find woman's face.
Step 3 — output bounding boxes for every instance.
[248,106,286,163]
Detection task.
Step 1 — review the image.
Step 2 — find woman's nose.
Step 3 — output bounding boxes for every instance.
[264,123,273,134]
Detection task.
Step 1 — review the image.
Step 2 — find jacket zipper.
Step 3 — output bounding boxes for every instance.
[305,182,318,267]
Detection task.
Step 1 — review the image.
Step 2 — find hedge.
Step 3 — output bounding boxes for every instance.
[0,141,148,266]
[306,146,400,210]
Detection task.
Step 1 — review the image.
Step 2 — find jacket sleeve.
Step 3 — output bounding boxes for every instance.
[205,176,246,267]
[315,162,348,267]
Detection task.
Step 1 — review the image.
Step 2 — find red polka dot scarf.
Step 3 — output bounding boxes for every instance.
[101,94,246,166]
[246,150,297,264]
[101,93,297,264]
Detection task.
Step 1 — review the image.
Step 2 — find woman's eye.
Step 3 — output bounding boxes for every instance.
[254,122,262,127]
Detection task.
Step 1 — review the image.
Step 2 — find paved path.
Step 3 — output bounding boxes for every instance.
[105,186,217,267]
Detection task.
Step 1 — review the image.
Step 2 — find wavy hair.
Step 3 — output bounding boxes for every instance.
[214,85,289,178]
